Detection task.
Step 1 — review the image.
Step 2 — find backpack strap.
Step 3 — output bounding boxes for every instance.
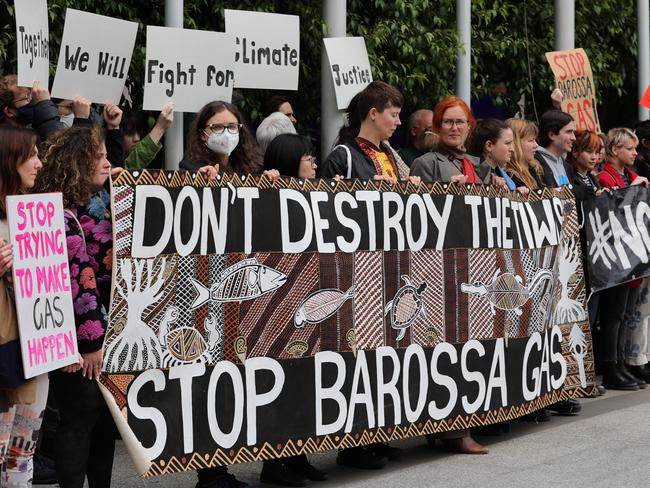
[334,144,353,179]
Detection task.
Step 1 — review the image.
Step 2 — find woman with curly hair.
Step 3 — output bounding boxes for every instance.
[180,100,261,177]
[32,125,116,488]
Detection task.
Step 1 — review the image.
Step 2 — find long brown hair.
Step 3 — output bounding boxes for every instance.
[186,100,260,175]
[33,126,105,208]
[505,118,543,189]
[0,124,38,218]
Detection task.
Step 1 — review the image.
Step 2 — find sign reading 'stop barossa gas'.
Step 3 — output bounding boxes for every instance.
[100,171,595,477]
[545,48,600,132]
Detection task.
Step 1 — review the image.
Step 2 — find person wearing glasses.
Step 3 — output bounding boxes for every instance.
[0,76,92,140]
[410,96,490,185]
[180,100,261,178]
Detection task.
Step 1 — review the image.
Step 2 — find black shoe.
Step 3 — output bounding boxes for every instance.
[368,442,401,461]
[619,362,647,389]
[627,364,650,384]
[602,361,638,391]
[284,455,327,481]
[261,459,308,487]
[520,408,551,423]
[33,451,58,485]
[336,447,388,470]
[547,398,582,416]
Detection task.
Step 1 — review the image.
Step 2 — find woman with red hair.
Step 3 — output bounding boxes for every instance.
[410,96,490,184]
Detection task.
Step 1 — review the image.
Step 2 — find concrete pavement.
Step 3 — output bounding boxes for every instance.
[41,388,650,487]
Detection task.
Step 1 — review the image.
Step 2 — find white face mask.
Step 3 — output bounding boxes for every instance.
[60,113,74,128]
[205,131,239,156]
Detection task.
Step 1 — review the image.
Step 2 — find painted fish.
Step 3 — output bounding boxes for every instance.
[294,286,356,328]
[190,258,286,308]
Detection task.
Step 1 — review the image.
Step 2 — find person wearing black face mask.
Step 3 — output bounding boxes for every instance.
[0,76,92,141]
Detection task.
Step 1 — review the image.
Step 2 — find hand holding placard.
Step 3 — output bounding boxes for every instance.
[0,241,13,275]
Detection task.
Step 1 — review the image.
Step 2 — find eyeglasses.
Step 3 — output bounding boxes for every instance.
[302,155,317,165]
[441,119,468,128]
[205,123,242,135]
[12,91,32,107]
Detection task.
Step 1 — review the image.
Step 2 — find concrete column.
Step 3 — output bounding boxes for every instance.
[321,0,346,158]
[165,0,183,170]
[554,0,575,50]
[455,0,471,103]
[638,0,650,120]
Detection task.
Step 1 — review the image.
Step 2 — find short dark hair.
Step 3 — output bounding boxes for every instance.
[337,81,404,145]
[467,118,510,158]
[263,133,314,178]
[635,120,650,146]
[263,95,291,117]
[539,110,573,148]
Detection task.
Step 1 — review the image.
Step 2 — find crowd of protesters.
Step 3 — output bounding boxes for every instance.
[0,72,649,488]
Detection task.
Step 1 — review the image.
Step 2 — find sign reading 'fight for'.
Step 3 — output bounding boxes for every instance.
[143,26,235,112]
[545,48,600,132]
[7,193,77,378]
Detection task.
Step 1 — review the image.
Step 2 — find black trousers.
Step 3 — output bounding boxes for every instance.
[50,370,117,488]
[597,285,640,362]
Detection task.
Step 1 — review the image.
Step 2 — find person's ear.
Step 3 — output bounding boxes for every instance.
[369,107,378,121]
[2,106,15,119]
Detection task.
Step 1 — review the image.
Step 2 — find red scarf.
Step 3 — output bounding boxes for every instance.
[462,159,478,184]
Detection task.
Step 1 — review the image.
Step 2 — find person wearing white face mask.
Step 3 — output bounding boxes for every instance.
[180,100,261,178]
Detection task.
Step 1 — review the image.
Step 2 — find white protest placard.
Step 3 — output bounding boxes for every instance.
[323,37,373,110]
[225,9,299,90]
[7,193,78,378]
[143,26,234,113]
[51,9,138,104]
[14,0,50,88]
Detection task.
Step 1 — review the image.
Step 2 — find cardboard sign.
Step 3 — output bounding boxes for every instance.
[7,193,78,378]
[640,83,650,110]
[14,0,50,88]
[143,26,234,112]
[101,170,595,476]
[225,9,299,90]
[51,9,138,104]
[323,37,373,110]
[545,48,600,132]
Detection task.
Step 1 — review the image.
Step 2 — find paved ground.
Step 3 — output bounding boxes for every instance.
[40,388,650,488]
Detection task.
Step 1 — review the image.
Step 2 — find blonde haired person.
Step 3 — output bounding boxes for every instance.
[504,118,544,191]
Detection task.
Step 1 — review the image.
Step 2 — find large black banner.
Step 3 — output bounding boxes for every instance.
[583,185,650,292]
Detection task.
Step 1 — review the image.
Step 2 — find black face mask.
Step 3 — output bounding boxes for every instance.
[15,104,35,126]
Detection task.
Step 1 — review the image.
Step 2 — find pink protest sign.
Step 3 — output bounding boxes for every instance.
[7,193,78,378]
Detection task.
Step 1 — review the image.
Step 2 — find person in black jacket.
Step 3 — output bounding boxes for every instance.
[0,76,93,140]
[319,81,414,184]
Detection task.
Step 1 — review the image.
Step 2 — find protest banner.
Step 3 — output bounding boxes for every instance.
[545,48,600,132]
[583,186,650,292]
[323,37,373,110]
[143,26,235,112]
[6,193,77,378]
[224,9,299,90]
[640,83,650,110]
[51,8,138,104]
[14,0,49,88]
[101,171,595,475]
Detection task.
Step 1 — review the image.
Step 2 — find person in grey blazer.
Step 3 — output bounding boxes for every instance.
[410,96,491,185]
